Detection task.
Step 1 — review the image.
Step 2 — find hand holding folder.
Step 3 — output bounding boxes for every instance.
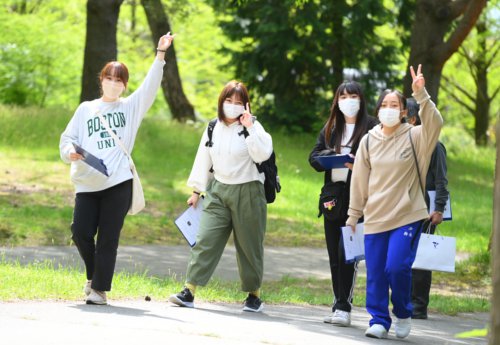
[174,197,205,247]
[316,154,354,170]
[341,223,365,263]
[72,143,109,177]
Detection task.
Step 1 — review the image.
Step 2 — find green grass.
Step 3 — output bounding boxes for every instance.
[0,104,494,253]
[0,258,490,315]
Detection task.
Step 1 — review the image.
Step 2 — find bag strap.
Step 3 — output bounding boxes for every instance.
[408,128,425,198]
[205,119,217,147]
[365,133,370,160]
[95,109,135,168]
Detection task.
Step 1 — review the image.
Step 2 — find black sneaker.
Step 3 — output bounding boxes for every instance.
[412,312,428,319]
[243,294,264,312]
[168,287,194,308]
[412,307,428,319]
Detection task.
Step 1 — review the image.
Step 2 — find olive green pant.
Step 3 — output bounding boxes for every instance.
[186,179,267,292]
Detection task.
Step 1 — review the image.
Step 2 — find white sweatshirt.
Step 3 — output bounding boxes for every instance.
[187,119,273,192]
[60,59,165,193]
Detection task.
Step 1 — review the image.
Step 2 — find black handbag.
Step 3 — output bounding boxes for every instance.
[318,181,349,223]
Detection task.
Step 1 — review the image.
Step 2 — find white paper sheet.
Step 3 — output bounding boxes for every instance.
[174,198,205,247]
[341,223,365,263]
[428,190,452,220]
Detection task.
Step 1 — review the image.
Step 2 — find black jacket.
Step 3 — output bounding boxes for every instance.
[425,141,449,213]
[309,116,379,185]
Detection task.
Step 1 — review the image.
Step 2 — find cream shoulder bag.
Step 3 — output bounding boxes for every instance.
[96,111,145,215]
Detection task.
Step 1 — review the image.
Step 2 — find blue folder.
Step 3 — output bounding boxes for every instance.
[72,143,109,177]
[316,154,354,169]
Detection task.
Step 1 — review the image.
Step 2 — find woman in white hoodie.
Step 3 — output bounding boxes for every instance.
[59,33,174,305]
[346,65,443,339]
[168,81,273,313]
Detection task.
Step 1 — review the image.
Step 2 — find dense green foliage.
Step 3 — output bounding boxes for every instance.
[209,0,400,132]
[0,1,497,136]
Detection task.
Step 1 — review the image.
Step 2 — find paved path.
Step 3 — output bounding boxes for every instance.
[0,245,334,281]
[0,245,489,344]
[0,301,488,345]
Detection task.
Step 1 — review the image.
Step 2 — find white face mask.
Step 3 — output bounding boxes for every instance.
[223,103,245,119]
[338,98,360,118]
[102,79,124,100]
[378,108,401,128]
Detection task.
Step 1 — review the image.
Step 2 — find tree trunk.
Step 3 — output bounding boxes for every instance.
[490,118,500,345]
[80,0,124,103]
[141,0,195,122]
[474,21,489,146]
[330,0,345,92]
[403,0,486,103]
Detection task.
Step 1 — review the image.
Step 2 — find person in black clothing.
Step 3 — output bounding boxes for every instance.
[309,81,378,327]
[406,98,449,319]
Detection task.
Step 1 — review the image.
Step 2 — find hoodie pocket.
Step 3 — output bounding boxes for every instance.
[70,160,108,186]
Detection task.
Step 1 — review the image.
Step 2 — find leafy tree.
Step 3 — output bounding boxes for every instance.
[0,1,84,107]
[208,0,400,132]
[80,0,124,102]
[401,0,487,103]
[141,0,196,122]
[441,7,499,146]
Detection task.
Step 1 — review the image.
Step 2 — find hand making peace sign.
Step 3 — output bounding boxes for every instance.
[239,102,254,128]
[410,64,425,94]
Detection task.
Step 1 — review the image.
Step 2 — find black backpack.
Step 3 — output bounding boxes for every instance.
[206,119,281,203]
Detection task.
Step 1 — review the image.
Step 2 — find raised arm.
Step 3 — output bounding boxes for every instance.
[410,64,443,154]
[240,105,273,163]
[126,33,175,127]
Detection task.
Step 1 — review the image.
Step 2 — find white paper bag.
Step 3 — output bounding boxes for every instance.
[128,164,145,215]
[412,233,456,272]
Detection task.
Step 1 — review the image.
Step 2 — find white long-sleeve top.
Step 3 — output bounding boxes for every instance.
[59,59,165,193]
[187,119,273,192]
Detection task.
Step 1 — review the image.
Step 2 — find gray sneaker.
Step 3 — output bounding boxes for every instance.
[86,289,107,305]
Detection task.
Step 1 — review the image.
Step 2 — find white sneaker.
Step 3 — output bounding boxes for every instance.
[84,280,92,296]
[86,289,107,305]
[323,313,335,323]
[365,324,388,339]
[394,317,411,338]
[330,310,351,326]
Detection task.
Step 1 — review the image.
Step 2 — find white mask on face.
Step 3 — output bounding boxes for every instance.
[223,103,245,119]
[338,98,360,118]
[102,79,124,100]
[378,108,401,127]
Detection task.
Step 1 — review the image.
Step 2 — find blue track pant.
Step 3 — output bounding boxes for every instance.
[364,220,423,331]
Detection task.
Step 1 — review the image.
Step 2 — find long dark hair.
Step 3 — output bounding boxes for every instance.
[324,81,369,153]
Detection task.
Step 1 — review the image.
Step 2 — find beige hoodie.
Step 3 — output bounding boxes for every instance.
[346,88,443,234]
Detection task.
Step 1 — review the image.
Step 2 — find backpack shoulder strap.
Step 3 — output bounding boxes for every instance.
[238,116,257,138]
[205,119,217,147]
